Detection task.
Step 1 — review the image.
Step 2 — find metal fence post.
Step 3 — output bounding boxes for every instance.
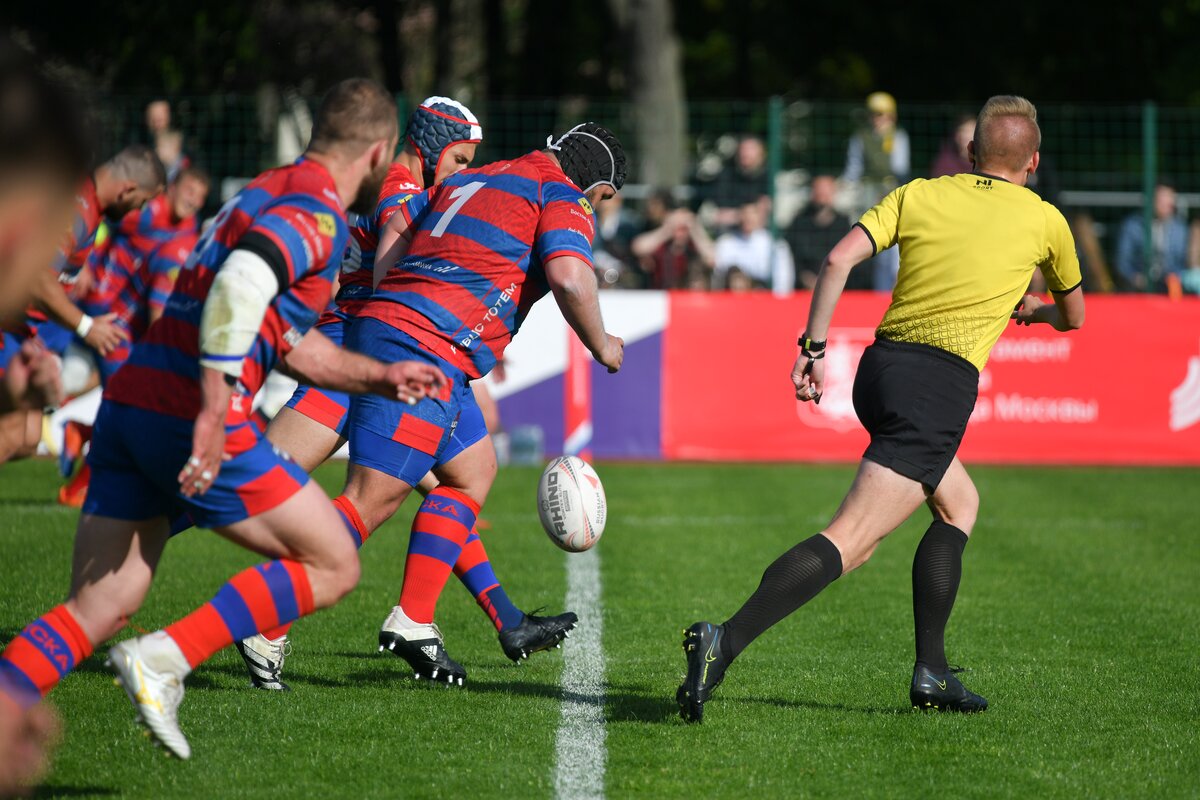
[767,95,784,239]
[395,94,409,145]
[1142,100,1157,290]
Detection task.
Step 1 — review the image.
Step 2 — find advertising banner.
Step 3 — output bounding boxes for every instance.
[663,292,1200,465]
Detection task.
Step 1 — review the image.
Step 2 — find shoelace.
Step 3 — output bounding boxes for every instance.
[266,637,292,669]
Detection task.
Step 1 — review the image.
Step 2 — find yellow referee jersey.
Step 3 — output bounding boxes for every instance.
[856,172,1082,370]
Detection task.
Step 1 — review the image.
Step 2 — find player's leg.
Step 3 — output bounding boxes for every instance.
[269,392,349,473]
[471,379,502,435]
[0,409,41,464]
[0,402,176,711]
[0,513,169,709]
[909,456,987,712]
[370,438,490,686]
[446,392,577,660]
[114,471,363,758]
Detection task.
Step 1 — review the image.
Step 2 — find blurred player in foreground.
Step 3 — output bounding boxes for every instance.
[335,122,627,686]
[0,38,92,797]
[0,78,448,761]
[678,96,1085,722]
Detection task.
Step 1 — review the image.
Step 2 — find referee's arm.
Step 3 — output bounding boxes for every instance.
[803,225,875,341]
[1012,285,1085,331]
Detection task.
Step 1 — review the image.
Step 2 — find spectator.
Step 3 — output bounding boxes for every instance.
[1186,217,1200,295]
[631,206,715,289]
[592,191,640,288]
[705,135,771,230]
[144,99,189,182]
[713,201,794,295]
[843,91,910,291]
[784,175,861,290]
[1114,182,1190,292]
[930,114,975,178]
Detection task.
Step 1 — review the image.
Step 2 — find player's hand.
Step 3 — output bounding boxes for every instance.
[0,694,62,798]
[1011,293,1046,326]
[595,334,624,373]
[179,409,228,497]
[2,340,63,412]
[378,362,448,405]
[84,313,130,356]
[792,354,824,403]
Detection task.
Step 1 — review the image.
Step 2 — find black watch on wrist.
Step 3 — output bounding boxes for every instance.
[798,333,827,355]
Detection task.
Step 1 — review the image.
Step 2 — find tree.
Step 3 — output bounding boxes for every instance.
[609,0,688,187]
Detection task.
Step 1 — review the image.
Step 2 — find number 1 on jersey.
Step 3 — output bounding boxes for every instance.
[430,181,486,238]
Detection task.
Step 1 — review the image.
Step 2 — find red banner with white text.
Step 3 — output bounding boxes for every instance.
[663,292,1200,465]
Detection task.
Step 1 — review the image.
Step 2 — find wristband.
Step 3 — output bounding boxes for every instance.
[75,314,94,338]
[797,333,826,359]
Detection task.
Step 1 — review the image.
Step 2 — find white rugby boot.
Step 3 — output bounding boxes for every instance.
[108,632,192,759]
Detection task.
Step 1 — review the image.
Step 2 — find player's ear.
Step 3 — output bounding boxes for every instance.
[966,139,976,166]
[368,139,390,172]
[116,179,139,203]
[1028,150,1040,176]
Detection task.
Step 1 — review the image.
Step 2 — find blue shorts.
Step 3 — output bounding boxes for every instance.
[346,317,487,487]
[283,316,351,436]
[35,321,73,356]
[0,332,21,378]
[82,401,311,529]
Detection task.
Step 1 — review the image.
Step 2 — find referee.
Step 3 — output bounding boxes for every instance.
[678,95,1085,723]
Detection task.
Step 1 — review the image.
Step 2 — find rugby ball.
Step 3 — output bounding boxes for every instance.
[537,456,606,552]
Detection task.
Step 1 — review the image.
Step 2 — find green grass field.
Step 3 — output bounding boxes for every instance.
[1,458,1197,799]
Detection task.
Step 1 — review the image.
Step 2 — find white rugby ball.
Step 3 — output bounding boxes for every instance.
[537,456,606,552]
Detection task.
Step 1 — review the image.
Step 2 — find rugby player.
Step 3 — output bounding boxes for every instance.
[0,145,164,465]
[56,167,211,504]
[678,95,1085,722]
[0,78,448,760]
[236,99,577,690]
[338,122,627,686]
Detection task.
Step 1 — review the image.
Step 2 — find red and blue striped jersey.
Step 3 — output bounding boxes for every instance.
[51,177,103,276]
[12,178,104,337]
[359,151,595,378]
[80,194,197,319]
[103,230,198,363]
[326,162,423,323]
[106,158,348,422]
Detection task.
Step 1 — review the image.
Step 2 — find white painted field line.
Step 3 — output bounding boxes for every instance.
[553,547,606,800]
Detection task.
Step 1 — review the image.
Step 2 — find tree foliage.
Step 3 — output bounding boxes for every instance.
[6,0,1200,103]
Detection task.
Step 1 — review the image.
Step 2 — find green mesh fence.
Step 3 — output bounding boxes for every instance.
[95,94,1200,292]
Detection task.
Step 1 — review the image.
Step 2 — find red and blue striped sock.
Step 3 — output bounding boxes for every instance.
[0,605,93,707]
[165,560,314,669]
[399,486,479,624]
[256,495,368,642]
[454,531,524,632]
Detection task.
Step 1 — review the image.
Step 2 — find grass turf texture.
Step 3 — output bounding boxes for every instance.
[1,459,1197,799]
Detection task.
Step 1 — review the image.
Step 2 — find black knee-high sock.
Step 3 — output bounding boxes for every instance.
[912,520,969,672]
[721,533,843,660]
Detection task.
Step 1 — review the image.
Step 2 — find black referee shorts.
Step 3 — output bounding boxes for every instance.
[852,336,979,493]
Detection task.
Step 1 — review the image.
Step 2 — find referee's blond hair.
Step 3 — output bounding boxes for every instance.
[974,95,1040,173]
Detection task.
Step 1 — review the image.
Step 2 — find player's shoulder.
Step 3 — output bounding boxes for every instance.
[381,163,423,198]
[258,160,341,207]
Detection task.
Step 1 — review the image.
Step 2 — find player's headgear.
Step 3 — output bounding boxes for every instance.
[546,122,627,193]
[406,96,482,184]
